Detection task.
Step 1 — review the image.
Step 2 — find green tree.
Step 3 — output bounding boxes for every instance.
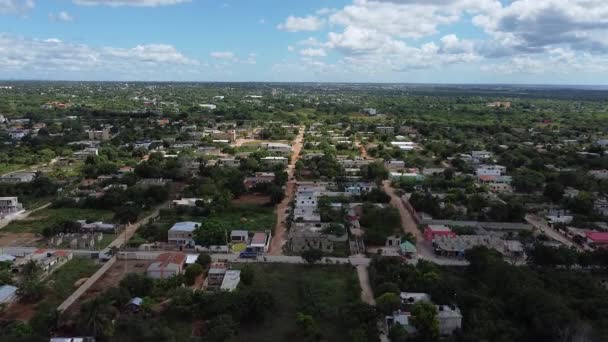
[301,249,323,264]
[410,301,439,342]
[375,292,401,315]
[196,253,212,269]
[119,273,154,297]
[240,264,254,286]
[185,263,204,285]
[206,314,238,342]
[78,297,118,338]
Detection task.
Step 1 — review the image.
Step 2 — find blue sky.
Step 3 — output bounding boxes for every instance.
[2,0,608,84]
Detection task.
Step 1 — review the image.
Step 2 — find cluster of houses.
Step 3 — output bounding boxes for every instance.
[143,252,241,291]
[424,224,524,260]
[166,221,272,256]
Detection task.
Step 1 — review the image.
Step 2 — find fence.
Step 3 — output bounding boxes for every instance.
[57,256,117,312]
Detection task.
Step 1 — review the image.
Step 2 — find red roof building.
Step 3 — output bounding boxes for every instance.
[586,231,608,249]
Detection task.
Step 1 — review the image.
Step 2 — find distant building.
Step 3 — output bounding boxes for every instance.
[261,142,292,154]
[261,156,288,166]
[87,126,113,141]
[199,104,217,110]
[244,172,276,190]
[362,108,378,116]
[375,126,394,134]
[73,148,99,160]
[487,101,512,109]
[475,164,507,177]
[0,172,36,183]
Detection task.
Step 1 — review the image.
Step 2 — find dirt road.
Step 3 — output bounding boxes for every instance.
[355,137,370,159]
[269,126,305,255]
[525,214,584,252]
[383,180,422,241]
[108,201,169,249]
[356,264,376,305]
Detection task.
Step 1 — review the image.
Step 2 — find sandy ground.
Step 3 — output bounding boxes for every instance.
[355,138,371,159]
[232,194,271,205]
[383,180,423,241]
[269,126,305,255]
[67,259,152,314]
[0,232,40,247]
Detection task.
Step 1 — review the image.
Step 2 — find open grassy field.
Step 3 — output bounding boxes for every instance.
[230,263,360,342]
[208,204,275,231]
[1,208,115,234]
[1,257,101,321]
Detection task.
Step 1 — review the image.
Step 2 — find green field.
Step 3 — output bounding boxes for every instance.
[1,208,114,234]
[209,204,276,231]
[230,264,360,342]
[31,257,102,323]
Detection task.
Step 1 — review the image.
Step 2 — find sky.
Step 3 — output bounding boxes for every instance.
[2,0,608,84]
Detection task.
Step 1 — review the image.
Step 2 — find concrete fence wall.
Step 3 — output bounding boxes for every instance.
[57,256,116,312]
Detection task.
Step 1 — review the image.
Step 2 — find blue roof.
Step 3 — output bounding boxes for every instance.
[0,285,18,304]
[169,221,201,232]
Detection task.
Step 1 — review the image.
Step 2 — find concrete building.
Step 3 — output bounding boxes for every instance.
[0,197,23,216]
[87,126,113,141]
[0,172,36,183]
[244,172,276,190]
[147,253,186,279]
[168,222,200,247]
[475,164,507,177]
[424,225,455,242]
[249,231,271,253]
[261,142,292,154]
[261,156,288,166]
[437,305,463,335]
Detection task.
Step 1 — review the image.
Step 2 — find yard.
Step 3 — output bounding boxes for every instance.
[1,257,101,322]
[230,263,361,342]
[208,204,276,231]
[1,208,115,234]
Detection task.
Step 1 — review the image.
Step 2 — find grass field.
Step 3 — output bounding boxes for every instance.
[208,204,275,231]
[230,264,360,342]
[1,208,115,234]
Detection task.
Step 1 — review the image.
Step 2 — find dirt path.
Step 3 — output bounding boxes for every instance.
[355,137,370,159]
[269,126,305,255]
[356,264,376,305]
[108,201,169,249]
[383,180,422,241]
[525,214,584,252]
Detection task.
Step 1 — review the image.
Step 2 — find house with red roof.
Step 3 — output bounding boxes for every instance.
[586,231,608,249]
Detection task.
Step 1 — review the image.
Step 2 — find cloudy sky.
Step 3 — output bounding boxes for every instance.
[2,0,608,84]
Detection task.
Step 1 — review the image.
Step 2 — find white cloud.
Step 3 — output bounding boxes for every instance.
[277,15,325,32]
[49,11,74,22]
[0,0,34,14]
[210,51,257,64]
[0,34,198,80]
[473,0,608,54]
[210,51,236,60]
[299,48,327,57]
[330,0,500,39]
[73,0,190,7]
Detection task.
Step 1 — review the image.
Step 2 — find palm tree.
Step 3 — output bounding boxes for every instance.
[78,297,118,338]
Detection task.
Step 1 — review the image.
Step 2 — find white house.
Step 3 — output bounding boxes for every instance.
[261,142,292,154]
[475,164,507,177]
[168,221,201,247]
